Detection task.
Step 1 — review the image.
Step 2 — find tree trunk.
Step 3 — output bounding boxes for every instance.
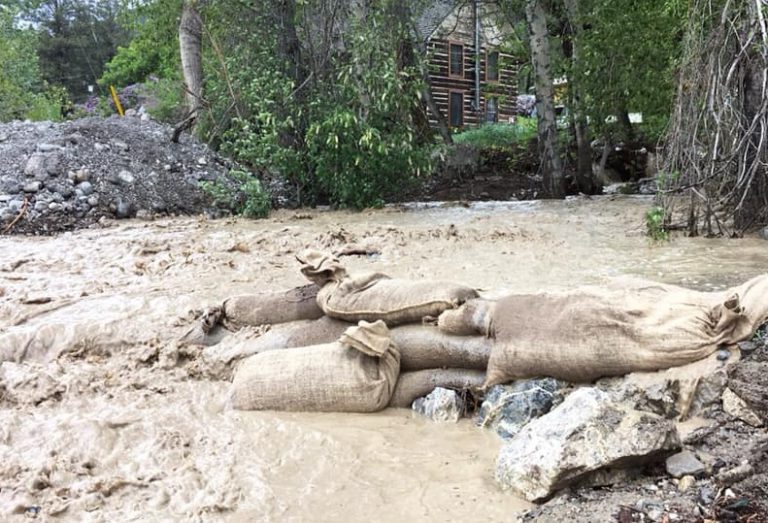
[562,0,595,194]
[273,0,307,150]
[179,1,203,117]
[525,0,565,198]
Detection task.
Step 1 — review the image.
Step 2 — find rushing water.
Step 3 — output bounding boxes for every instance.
[1,195,766,521]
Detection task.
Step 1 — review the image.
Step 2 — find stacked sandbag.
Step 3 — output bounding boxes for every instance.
[221,284,323,329]
[482,274,768,385]
[389,369,486,408]
[230,320,400,413]
[437,299,495,336]
[205,318,492,371]
[297,250,478,325]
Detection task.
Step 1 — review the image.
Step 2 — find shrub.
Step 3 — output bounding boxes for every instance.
[452,118,537,150]
[645,206,668,242]
[200,170,271,219]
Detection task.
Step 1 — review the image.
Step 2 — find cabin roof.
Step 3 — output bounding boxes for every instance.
[415,0,458,42]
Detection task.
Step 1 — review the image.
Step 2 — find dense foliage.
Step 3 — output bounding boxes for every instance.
[199,0,432,209]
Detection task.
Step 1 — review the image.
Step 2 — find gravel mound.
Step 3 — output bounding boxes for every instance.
[0,116,239,234]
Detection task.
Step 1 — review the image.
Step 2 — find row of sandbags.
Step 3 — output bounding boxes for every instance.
[198,249,768,413]
[202,250,488,411]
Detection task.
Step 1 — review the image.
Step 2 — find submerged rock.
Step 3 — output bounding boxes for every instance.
[412,387,465,423]
[495,388,680,501]
[476,378,565,438]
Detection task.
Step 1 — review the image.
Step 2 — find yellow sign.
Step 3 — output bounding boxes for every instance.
[109,85,125,117]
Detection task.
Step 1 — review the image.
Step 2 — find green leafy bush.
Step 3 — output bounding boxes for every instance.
[452,119,537,150]
[645,206,668,242]
[200,170,271,219]
[139,78,185,123]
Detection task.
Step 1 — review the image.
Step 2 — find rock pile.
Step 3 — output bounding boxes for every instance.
[0,116,240,234]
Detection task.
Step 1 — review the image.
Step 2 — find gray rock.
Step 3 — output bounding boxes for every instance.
[23,181,41,193]
[0,133,8,142]
[690,368,728,416]
[698,485,715,504]
[93,142,109,151]
[722,388,763,427]
[761,226,768,241]
[87,196,99,207]
[48,202,61,212]
[1,179,21,194]
[37,143,62,152]
[79,181,94,195]
[23,154,45,178]
[495,388,680,501]
[665,450,706,478]
[112,140,129,152]
[118,170,135,184]
[34,201,47,212]
[115,199,134,219]
[635,499,665,522]
[412,387,465,422]
[477,378,565,438]
[600,377,680,418]
[73,168,90,183]
[0,194,12,202]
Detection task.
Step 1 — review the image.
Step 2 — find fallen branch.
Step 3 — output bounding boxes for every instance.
[1,197,28,234]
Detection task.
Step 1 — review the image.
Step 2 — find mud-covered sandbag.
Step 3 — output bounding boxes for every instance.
[297,250,478,325]
[389,368,486,408]
[203,316,351,365]
[230,320,400,412]
[203,318,491,371]
[391,325,491,371]
[222,284,323,329]
[437,299,495,336]
[486,274,768,385]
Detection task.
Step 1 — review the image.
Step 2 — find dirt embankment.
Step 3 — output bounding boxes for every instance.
[0,117,239,235]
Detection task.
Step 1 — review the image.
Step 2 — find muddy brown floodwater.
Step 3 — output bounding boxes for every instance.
[1,195,767,522]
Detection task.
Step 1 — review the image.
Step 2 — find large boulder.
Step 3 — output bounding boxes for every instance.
[598,349,738,419]
[495,388,680,501]
[476,378,566,438]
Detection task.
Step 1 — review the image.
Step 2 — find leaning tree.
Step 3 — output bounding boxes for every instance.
[660,0,768,236]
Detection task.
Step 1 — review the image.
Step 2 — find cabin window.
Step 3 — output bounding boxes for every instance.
[449,43,464,77]
[450,91,464,127]
[485,97,498,123]
[487,51,499,82]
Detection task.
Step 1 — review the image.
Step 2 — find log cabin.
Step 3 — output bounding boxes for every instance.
[417,1,518,129]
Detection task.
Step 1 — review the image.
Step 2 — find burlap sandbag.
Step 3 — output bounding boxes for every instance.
[297,250,478,325]
[437,299,495,336]
[230,320,400,412]
[204,318,490,371]
[486,274,768,385]
[389,368,486,408]
[222,284,323,329]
